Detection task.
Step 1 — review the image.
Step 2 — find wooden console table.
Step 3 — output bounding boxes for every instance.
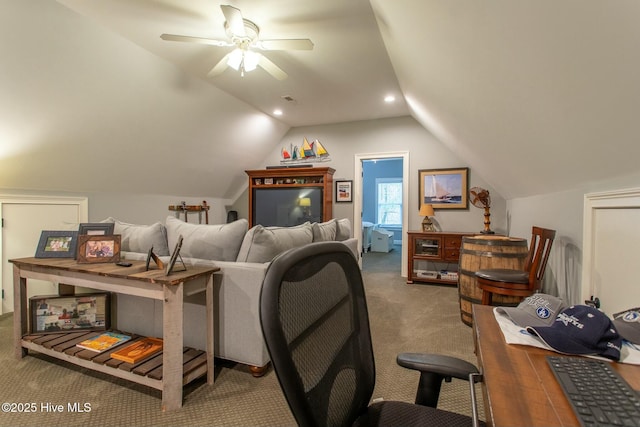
[11,257,218,412]
[473,304,640,426]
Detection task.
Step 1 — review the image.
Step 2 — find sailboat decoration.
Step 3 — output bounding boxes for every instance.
[280,137,331,164]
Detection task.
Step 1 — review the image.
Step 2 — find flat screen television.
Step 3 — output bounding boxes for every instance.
[252,187,323,227]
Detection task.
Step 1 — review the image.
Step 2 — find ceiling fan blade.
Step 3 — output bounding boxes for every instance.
[208,53,232,77]
[258,55,288,80]
[220,5,245,37]
[259,39,314,51]
[160,34,231,47]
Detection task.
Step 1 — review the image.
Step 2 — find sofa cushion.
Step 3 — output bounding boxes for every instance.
[312,219,337,242]
[335,218,352,241]
[165,216,248,262]
[236,222,313,263]
[103,217,170,256]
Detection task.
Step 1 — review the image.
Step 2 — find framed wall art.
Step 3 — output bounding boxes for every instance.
[35,230,78,258]
[418,167,469,210]
[335,180,353,203]
[78,222,115,236]
[77,234,121,263]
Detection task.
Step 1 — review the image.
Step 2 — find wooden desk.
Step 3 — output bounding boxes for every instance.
[473,304,640,427]
[11,257,218,412]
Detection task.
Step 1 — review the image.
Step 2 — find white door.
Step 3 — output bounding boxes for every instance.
[1,197,87,314]
[582,188,640,314]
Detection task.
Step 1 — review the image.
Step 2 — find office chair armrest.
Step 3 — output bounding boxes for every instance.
[397,353,480,408]
[397,353,479,381]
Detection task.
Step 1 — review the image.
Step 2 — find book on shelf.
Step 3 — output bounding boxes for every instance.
[110,337,163,364]
[76,331,131,352]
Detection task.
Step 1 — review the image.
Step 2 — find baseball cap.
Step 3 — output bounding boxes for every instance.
[612,307,640,345]
[496,293,566,328]
[526,305,622,361]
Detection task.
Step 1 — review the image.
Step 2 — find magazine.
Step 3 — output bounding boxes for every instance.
[110,337,163,364]
[76,332,131,352]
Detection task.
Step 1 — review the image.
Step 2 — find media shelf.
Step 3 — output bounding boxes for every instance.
[407,231,475,285]
[246,167,335,227]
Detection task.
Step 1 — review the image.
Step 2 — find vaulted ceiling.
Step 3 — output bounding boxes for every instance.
[3,1,640,201]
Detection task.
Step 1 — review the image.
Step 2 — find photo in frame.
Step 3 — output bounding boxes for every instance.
[165,235,186,275]
[418,167,469,210]
[78,222,115,236]
[35,230,78,258]
[29,293,110,334]
[335,180,353,203]
[77,235,121,264]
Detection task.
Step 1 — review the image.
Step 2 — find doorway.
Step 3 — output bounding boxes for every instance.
[353,152,409,278]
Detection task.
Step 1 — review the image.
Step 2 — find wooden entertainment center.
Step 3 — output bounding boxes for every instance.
[246,167,335,227]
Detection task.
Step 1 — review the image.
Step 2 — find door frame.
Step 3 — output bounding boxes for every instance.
[354,151,409,278]
[0,194,88,314]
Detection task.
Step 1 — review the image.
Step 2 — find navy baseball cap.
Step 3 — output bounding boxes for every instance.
[496,293,566,328]
[612,307,640,345]
[526,305,622,361]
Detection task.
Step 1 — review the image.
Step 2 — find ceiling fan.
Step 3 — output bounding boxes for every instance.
[160,4,313,80]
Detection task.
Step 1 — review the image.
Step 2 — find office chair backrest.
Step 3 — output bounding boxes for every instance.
[260,242,375,427]
[524,226,556,292]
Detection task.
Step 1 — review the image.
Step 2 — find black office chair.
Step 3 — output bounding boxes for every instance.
[260,241,483,427]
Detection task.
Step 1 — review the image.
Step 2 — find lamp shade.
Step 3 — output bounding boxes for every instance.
[419,204,434,217]
[299,198,311,207]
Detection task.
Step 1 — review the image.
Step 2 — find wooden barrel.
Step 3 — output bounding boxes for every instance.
[458,235,528,327]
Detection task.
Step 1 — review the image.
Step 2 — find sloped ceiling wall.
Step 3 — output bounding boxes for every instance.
[2,1,640,203]
[0,0,289,199]
[371,0,640,199]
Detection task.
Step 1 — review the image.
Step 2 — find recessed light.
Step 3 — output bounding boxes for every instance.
[273,109,283,116]
[384,95,396,103]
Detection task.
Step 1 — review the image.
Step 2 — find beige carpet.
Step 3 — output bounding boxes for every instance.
[0,246,483,426]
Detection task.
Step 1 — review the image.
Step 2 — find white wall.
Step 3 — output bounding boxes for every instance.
[508,170,640,304]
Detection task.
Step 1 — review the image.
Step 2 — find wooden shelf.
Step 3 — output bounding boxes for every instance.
[407,231,475,285]
[21,330,208,389]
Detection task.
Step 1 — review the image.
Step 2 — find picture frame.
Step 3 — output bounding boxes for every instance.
[78,222,115,236]
[30,293,110,334]
[35,230,78,258]
[418,167,469,210]
[335,180,353,203]
[166,235,186,275]
[77,235,121,264]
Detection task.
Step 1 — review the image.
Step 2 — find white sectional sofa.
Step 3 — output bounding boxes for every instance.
[105,215,358,376]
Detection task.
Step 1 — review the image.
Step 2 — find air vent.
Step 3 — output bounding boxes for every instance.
[281,95,295,102]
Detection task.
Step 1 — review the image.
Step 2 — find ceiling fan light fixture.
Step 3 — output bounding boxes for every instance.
[227,49,260,76]
[243,50,260,72]
[227,49,243,70]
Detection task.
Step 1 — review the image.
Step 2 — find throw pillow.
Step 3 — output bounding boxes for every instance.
[335,218,352,241]
[312,219,337,242]
[164,216,248,262]
[103,217,170,256]
[236,222,313,263]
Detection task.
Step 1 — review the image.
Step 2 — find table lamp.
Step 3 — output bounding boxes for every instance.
[299,197,311,217]
[419,204,435,232]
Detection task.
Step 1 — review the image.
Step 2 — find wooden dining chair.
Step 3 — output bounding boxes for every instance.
[475,226,556,305]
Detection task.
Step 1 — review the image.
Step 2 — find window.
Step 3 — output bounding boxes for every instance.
[376,178,402,226]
